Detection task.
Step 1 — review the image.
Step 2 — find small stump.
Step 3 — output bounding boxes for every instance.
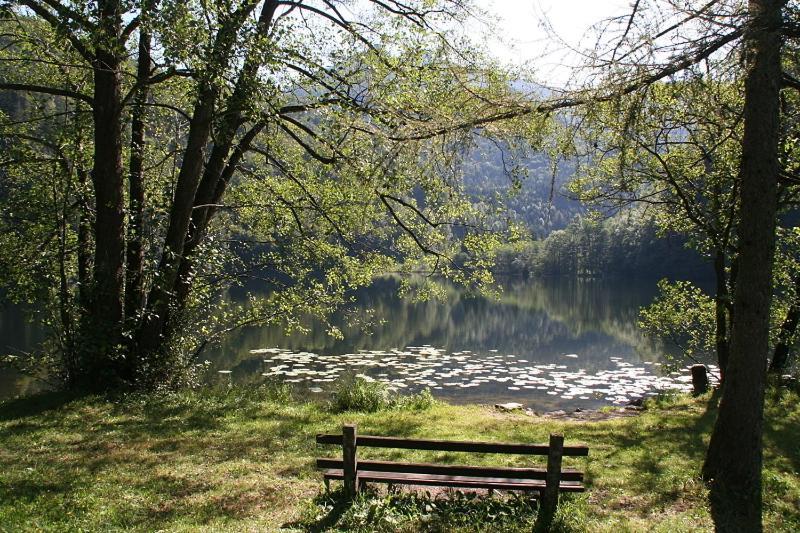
[691,364,709,395]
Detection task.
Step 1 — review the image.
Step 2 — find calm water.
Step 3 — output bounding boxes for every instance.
[0,277,707,408]
[0,301,47,399]
[206,277,704,410]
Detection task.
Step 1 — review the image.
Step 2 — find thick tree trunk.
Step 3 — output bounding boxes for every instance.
[702,1,784,531]
[83,0,126,384]
[713,249,730,380]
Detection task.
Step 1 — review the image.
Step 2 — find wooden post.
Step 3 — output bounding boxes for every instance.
[342,424,358,499]
[691,364,709,395]
[538,433,564,528]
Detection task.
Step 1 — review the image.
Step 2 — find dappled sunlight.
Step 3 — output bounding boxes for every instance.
[1,388,798,530]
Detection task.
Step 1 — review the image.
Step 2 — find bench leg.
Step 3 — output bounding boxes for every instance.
[488,488,494,497]
[536,433,564,529]
[343,424,358,500]
[324,478,330,493]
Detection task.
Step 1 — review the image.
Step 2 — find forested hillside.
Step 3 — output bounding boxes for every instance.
[457,138,707,280]
[0,88,703,283]
[461,139,583,236]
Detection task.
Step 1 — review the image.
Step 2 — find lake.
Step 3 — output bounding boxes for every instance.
[0,277,710,408]
[206,276,707,410]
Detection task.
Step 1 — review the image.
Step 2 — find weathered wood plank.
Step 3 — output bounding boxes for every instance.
[342,424,358,499]
[316,434,589,456]
[315,458,584,482]
[321,469,585,493]
[539,433,565,527]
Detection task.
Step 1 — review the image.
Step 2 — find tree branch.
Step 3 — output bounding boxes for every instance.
[0,82,93,105]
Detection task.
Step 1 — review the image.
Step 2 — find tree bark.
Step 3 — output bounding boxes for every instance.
[125,0,155,329]
[769,272,800,373]
[713,249,730,380]
[83,0,126,383]
[702,1,784,531]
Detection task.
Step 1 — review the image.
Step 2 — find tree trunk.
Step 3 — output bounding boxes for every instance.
[769,272,800,373]
[134,89,216,356]
[702,1,784,531]
[82,0,126,385]
[713,249,730,380]
[172,122,266,315]
[169,1,279,322]
[134,2,262,361]
[125,1,154,329]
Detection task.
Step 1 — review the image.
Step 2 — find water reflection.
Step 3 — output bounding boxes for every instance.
[0,302,46,399]
[0,277,705,408]
[208,277,698,410]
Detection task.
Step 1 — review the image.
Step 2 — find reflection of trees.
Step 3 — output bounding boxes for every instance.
[498,278,663,358]
[210,277,665,374]
[0,302,46,398]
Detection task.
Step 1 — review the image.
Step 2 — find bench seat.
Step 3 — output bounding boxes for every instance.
[321,468,585,492]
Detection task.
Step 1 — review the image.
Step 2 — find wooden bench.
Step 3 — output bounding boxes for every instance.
[315,424,588,518]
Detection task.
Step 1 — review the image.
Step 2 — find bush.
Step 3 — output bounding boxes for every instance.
[330,375,391,412]
[329,375,437,413]
[392,387,436,411]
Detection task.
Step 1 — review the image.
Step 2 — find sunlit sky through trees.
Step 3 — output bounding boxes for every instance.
[482,0,633,85]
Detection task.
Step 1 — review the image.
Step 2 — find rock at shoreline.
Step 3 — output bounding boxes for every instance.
[495,402,524,411]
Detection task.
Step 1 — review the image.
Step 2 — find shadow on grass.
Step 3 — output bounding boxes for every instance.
[0,390,330,530]
[2,387,796,531]
[284,488,354,532]
[590,386,797,516]
[0,478,74,503]
[0,390,84,422]
[285,486,540,533]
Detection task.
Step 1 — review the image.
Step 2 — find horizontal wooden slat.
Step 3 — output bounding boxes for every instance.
[316,458,584,482]
[316,434,589,456]
[321,469,585,493]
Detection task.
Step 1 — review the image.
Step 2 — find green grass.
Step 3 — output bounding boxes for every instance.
[329,375,437,413]
[0,385,798,532]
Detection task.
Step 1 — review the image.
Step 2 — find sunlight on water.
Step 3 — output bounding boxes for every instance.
[245,345,715,409]
[202,277,715,410]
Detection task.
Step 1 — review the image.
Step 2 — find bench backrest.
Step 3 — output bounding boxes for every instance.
[316,433,589,456]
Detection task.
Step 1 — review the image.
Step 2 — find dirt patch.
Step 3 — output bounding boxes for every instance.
[488,403,647,421]
[538,406,646,422]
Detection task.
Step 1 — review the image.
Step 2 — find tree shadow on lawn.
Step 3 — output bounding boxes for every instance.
[578,393,719,507]
[0,395,330,530]
[0,390,85,422]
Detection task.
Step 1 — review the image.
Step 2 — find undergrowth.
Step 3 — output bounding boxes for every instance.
[329,375,437,413]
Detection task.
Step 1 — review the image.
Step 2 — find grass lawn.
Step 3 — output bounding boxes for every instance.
[0,385,798,532]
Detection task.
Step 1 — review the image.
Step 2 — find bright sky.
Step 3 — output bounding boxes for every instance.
[481,0,635,85]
